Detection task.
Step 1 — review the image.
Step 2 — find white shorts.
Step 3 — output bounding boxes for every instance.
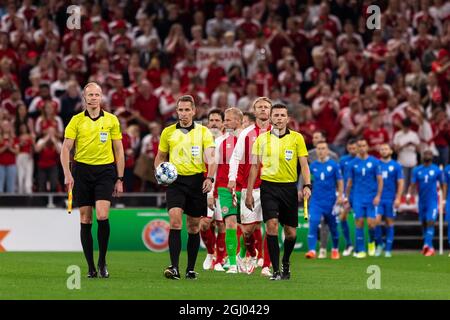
[240,188,262,224]
[206,198,223,221]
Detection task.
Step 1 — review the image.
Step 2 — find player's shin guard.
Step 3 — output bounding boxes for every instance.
[80,223,95,271]
[187,232,200,272]
[307,219,320,251]
[225,229,237,265]
[239,235,247,258]
[254,228,263,259]
[216,232,226,264]
[340,220,352,247]
[385,226,394,252]
[355,227,365,253]
[169,229,181,269]
[282,237,296,264]
[97,219,110,268]
[375,225,383,246]
[267,235,280,273]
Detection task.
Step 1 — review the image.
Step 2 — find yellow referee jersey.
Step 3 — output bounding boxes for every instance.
[64,110,122,165]
[159,122,215,176]
[252,129,308,183]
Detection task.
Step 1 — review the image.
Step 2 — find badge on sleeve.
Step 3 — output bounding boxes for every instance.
[100,132,108,143]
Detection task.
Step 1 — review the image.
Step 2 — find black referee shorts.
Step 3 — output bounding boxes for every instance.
[260,180,298,228]
[73,161,116,207]
[166,173,207,217]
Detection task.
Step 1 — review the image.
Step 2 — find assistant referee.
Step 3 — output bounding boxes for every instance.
[245,103,311,281]
[154,95,216,280]
[60,82,125,278]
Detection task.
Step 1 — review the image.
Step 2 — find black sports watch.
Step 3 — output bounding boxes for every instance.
[303,184,312,191]
[117,176,124,182]
[206,177,215,183]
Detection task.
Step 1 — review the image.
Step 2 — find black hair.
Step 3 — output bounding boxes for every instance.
[208,108,224,121]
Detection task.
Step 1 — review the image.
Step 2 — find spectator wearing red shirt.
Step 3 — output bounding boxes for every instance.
[363,112,389,158]
[253,61,274,98]
[107,75,133,112]
[174,49,199,90]
[235,6,261,40]
[200,55,226,98]
[63,41,87,85]
[35,101,64,139]
[164,23,189,67]
[312,84,340,143]
[121,121,140,192]
[311,2,342,38]
[16,123,34,194]
[28,83,61,116]
[111,45,130,75]
[0,120,19,193]
[286,17,309,70]
[35,126,61,192]
[297,107,318,149]
[431,49,450,100]
[137,121,162,191]
[131,79,159,128]
[370,69,394,110]
[430,108,449,166]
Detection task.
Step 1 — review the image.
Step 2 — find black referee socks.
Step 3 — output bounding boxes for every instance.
[187,232,200,272]
[80,223,95,271]
[267,235,280,273]
[169,229,182,269]
[97,219,110,268]
[282,237,296,265]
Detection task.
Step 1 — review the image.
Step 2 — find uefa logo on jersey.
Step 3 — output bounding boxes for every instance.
[142,219,170,252]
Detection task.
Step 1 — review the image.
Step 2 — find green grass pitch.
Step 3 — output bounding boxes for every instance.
[1,251,449,300]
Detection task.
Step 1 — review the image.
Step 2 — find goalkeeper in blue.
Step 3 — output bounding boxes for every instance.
[407,149,443,257]
[443,164,450,257]
[306,141,344,260]
[375,144,404,258]
[345,138,383,258]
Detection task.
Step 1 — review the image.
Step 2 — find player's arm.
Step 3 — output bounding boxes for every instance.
[245,157,261,210]
[373,174,383,206]
[112,139,125,196]
[443,183,448,208]
[228,133,245,191]
[407,168,417,204]
[299,156,311,200]
[60,138,75,191]
[394,178,404,208]
[345,178,352,200]
[154,128,169,169]
[336,179,344,205]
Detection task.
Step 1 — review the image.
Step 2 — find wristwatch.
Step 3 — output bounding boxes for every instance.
[206,177,215,183]
[117,176,124,182]
[303,184,312,191]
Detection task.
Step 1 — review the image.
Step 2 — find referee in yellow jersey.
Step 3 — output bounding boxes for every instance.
[245,103,311,281]
[155,95,216,280]
[60,82,125,278]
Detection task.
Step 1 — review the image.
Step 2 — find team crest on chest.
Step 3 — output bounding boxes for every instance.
[429,170,434,176]
[389,166,394,172]
[327,166,333,172]
[367,162,373,168]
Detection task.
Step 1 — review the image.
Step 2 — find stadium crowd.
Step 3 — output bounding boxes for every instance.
[0,0,449,194]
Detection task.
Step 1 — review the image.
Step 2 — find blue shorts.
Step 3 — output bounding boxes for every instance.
[376,201,396,219]
[418,201,438,222]
[309,204,337,224]
[353,202,376,219]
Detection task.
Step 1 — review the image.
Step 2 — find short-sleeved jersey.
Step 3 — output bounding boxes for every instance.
[252,129,308,183]
[444,164,450,202]
[411,164,443,204]
[310,159,343,208]
[348,156,381,204]
[380,159,404,202]
[64,110,122,165]
[158,122,215,176]
[214,132,238,191]
[228,123,271,189]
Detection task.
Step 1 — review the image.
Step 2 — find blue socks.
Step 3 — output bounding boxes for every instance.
[355,227,364,252]
[385,226,394,252]
[425,225,435,248]
[368,228,375,243]
[307,219,320,251]
[375,225,383,246]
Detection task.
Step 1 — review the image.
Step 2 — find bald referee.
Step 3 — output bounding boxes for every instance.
[155,95,216,280]
[60,82,125,278]
[246,103,310,280]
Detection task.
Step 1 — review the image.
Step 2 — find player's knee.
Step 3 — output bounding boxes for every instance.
[170,220,183,229]
[188,225,200,234]
[80,217,92,224]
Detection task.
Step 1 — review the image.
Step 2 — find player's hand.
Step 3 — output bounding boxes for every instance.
[113,180,123,197]
[245,193,254,211]
[373,195,380,206]
[203,179,212,193]
[64,174,74,191]
[336,196,344,206]
[207,197,215,210]
[227,180,236,192]
[394,198,401,209]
